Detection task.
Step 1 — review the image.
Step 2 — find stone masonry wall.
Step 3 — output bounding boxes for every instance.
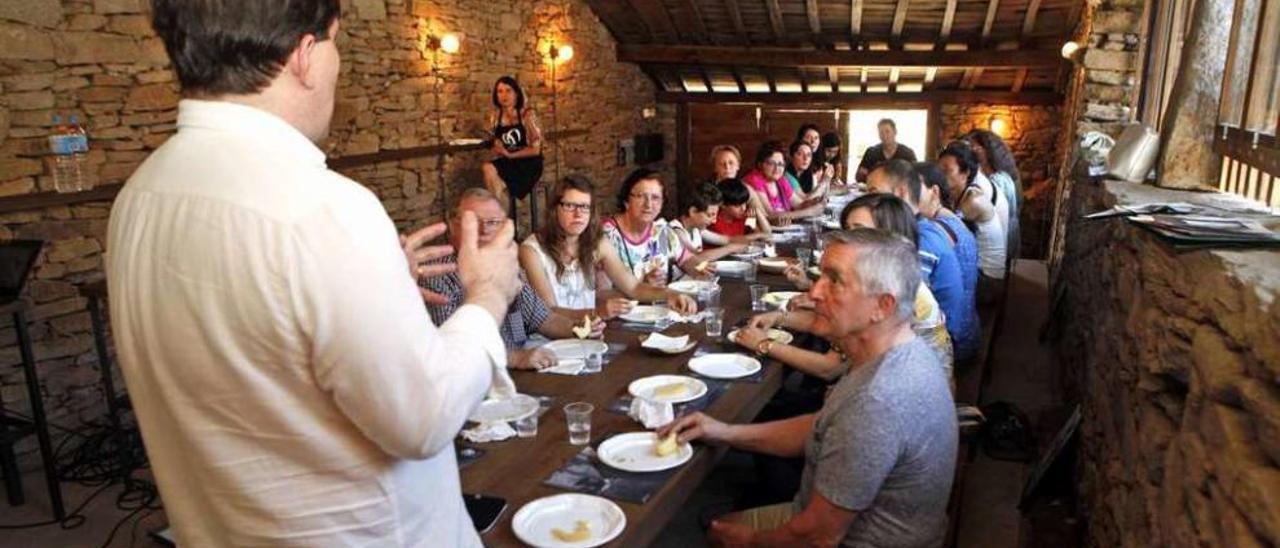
[940,103,1062,259]
[1077,1,1144,139]
[1057,177,1280,547]
[0,0,672,466]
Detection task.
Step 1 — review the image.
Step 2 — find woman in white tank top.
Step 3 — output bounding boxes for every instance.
[939,142,1008,281]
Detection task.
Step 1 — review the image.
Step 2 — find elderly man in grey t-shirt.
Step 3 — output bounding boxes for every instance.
[661,228,957,547]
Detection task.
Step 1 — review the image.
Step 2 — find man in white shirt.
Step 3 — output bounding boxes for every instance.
[106,1,521,545]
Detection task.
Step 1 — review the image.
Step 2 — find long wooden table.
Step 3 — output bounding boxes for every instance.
[462,273,801,547]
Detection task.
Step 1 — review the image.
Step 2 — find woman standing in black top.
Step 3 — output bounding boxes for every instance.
[481,76,545,212]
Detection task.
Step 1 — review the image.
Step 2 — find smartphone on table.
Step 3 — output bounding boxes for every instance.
[463,493,508,534]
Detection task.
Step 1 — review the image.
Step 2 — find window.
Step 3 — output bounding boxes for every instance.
[846,109,929,182]
[1216,0,1280,205]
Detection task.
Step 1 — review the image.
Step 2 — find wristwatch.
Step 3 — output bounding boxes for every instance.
[755,339,774,357]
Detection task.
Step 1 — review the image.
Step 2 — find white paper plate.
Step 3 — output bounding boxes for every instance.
[640,334,697,355]
[763,291,803,308]
[822,218,842,230]
[619,305,670,324]
[543,339,609,360]
[712,260,751,274]
[730,248,764,260]
[597,432,694,473]
[511,493,626,548]
[726,328,794,346]
[627,375,708,404]
[688,353,763,379]
[468,394,539,424]
[667,279,719,296]
[773,223,808,232]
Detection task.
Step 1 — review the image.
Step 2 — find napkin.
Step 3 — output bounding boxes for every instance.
[461,421,517,443]
[763,244,777,258]
[642,333,690,351]
[542,359,586,375]
[488,362,517,400]
[628,397,675,429]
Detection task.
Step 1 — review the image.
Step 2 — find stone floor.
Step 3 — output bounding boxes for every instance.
[0,260,1074,548]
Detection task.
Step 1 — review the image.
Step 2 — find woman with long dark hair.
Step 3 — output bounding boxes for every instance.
[520,175,695,319]
[938,141,1008,302]
[742,141,824,222]
[965,129,1021,261]
[481,76,544,212]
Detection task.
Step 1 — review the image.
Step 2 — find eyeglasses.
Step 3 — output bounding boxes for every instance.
[762,160,786,168]
[477,218,506,231]
[629,192,663,203]
[558,201,592,214]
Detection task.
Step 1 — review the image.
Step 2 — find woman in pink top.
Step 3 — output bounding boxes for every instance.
[742,141,825,222]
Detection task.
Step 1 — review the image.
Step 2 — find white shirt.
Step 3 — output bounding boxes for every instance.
[520,236,595,310]
[967,172,1008,279]
[106,100,505,547]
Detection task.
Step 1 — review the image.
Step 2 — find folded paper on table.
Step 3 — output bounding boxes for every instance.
[641,333,690,351]
[462,421,516,443]
[543,359,586,375]
[628,397,675,429]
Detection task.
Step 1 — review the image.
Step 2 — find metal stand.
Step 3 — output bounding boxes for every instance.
[0,303,65,520]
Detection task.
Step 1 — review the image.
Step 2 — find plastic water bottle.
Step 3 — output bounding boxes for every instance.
[48,114,87,193]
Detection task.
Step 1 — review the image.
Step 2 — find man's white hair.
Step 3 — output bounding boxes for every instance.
[824,228,919,322]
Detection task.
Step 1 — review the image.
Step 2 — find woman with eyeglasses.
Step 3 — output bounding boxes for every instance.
[601,168,700,286]
[480,76,544,212]
[742,141,825,223]
[520,175,697,320]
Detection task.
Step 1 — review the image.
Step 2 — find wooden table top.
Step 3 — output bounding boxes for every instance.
[463,271,803,547]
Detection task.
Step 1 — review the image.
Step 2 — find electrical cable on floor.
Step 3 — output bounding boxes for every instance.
[0,406,163,545]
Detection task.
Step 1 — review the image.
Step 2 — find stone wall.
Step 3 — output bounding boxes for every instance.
[1057,177,1280,547]
[1077,1,1144,139]
[939,103,1062,259]
[0,0,672,465]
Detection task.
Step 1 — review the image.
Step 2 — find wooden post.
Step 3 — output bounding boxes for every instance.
[1155,0,1236,190]
[675,101,691,207]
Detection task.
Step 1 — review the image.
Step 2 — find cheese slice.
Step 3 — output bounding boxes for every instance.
[654,432,679,457]
[652,382,689,399]
[551,520,592,542]
[571,316,592,339]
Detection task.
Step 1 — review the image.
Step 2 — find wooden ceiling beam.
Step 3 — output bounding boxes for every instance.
[682,0,711,44]
[938,0,957,49]
[850,0,864,46]
[828,66,840,91]
[1012,68,1029,92]
[891,0,911,44]
[807,0,822,35]
[765,0,786,40]
[889,67,901,92]
[617,44,1066,68]
[724,0,747,41]
[980,0,1000,46]
[583,0,650,43]
[1021,0,1043,39]
[626,0,680,42]
[655,90,1065,105]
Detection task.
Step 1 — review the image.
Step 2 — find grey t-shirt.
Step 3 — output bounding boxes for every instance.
[794,337,958,548]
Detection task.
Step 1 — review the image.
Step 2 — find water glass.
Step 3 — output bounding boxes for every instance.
[750,284,770,311]
[743,261,757,282]
[564,402,593,445]
[796,247,813,270]
[697,284,721,309]
[705,307,724,338]
[514,414,538,438]
[584,352,603,374]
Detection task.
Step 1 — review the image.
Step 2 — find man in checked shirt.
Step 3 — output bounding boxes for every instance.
[424,188,607,369]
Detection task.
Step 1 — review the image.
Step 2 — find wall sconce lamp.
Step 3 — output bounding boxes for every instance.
[417,21,460,216]
[545,39,574,182]
[1061,40,1084,64]
[989,116,1010,138]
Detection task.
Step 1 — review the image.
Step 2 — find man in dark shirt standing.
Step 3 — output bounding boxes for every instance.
[855,118,917,182]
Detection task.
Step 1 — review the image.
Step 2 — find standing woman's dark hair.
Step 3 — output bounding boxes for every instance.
[938,141,979,186]
[538,175,601,285]
[491,75,526,112]
[151,0,341,95]
[964,129,1020,186]
[840,193,920,249]
[795,123,821,144]
[615,167,663,212]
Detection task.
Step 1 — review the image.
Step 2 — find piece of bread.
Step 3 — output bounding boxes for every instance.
[654,432,679,457]
[552,520,592,542]
[572,316,592,339]
[652,382,689,399]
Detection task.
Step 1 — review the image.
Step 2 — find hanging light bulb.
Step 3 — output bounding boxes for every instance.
[440,33,460,54]
[990,116,1009,137]
[556,43,574,62]
[1061,41,1080,60]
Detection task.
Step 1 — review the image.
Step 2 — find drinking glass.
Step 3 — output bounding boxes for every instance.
[514,414,538,438]
[750,284,769,311]
[705,307,724,338]
[584,352,603,374]
[796,247,813,270]
[743,261,757,282]
[564,402,593,445]
[697,284,721,309]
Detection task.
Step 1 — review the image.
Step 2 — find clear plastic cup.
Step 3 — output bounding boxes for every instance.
[583,352,603,374]
[750,284,769,311]
[698,284,721,309]
[705,307,724,337]
[744,261,757,282]
[796,247,813,270]
[564,402,593,445]
[514,414,538,438]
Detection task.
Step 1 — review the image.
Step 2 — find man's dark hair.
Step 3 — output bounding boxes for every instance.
[615,167,663,212]
[914,161,952,205]
[716,178,750,206]
[681,181,723,215]
[939,141,980,186]
[870,159,920,205]
[877,118,897,131]
[151,0,341,96]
